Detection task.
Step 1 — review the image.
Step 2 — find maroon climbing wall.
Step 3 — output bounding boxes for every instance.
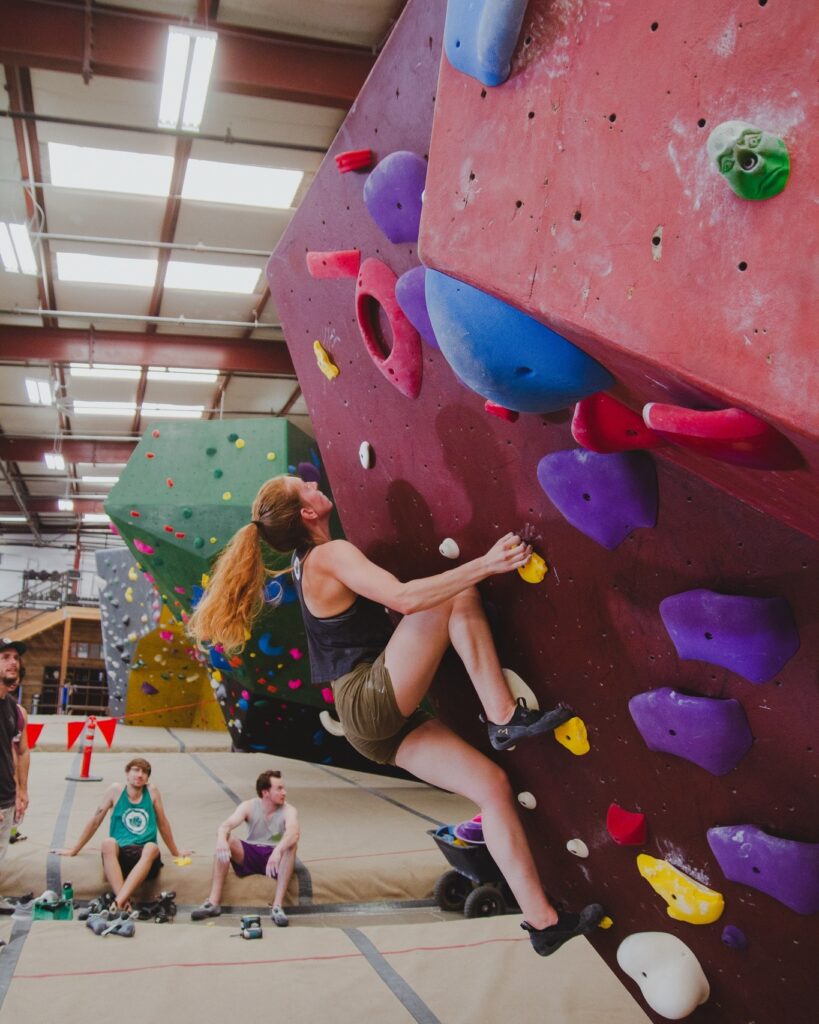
[267,2,818,1021]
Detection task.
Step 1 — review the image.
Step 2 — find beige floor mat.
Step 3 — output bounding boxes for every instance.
[0,916,651,1024]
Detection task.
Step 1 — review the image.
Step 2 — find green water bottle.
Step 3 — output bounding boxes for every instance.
[61,881,74,920]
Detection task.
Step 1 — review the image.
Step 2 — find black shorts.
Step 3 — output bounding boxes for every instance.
[117,844,162,880]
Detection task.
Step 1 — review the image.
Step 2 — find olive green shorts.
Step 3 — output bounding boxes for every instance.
[331,651,432,765]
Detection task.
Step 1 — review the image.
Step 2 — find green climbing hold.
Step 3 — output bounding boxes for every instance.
[206,447,217,456]
[213,469,223,478]
[228,432,239,442]
[707,120,790,200]
[194,537,204,549]
[182,508,192,518]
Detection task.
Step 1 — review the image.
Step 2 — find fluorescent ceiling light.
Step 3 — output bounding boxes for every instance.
[44,452,66,471]
[48,142,174,198]
[58,498,75,511]
[73,400,136,416]
[80,475,119,484]
[0,516,27,523]
[69,363,142,380]
[57,253,158,287]
[182,159,302,209]
[25,378,52,405]
[147,367,219,383]
[159,27,217,132]
[141,402,204,419]
[0,223,38,274]
[82,513,110,524]
[165,259,260,294]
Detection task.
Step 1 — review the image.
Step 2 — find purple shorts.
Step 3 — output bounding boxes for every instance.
[231,840,275,877]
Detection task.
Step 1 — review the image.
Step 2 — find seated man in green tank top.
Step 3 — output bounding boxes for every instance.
[53,757,190,911]
[191,769,300,927]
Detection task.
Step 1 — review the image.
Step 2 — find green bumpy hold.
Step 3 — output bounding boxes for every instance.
[707,120,790,200]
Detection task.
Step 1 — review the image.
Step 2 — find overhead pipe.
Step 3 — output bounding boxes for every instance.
[0,308,280,329]
[32,232,274,258]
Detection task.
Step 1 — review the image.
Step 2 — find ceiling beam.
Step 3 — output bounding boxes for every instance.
[0,496,105,515]
[0,0,375,108]
[0,438,136,464]
[0,326,295,375]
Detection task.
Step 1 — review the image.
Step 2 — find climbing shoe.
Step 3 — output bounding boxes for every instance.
[484,698,575,751]
[191,901,221,921]
[521,904,605,956]
[270,905,289,927]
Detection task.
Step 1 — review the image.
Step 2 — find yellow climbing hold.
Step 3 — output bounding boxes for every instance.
[222,491,232,501]
[266,451,276,461]
[128,566,139,581]
[313,339,339,380]
[209,537,217,544]
[637,854,725,925]
[127,632,137,642]
[235,438,245,448]
[554,716,590,755]
[201,573,210,588]
[518,551,548,583]
[173,856,192,866]
[599,916,614,930]
[212,670,223,683]
[124,587,134,603]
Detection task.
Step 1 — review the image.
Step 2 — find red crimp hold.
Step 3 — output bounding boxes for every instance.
[335,149,373,173]
[306,250,361,280]
[572,392,664,453]
[606,803,647,846]
[485,400,519,422]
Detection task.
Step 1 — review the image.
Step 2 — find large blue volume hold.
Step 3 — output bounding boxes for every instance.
[444,0,530,87]
[425,270,614,413]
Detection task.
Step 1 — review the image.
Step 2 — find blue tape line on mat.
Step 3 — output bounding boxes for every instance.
[344,928,442,1023]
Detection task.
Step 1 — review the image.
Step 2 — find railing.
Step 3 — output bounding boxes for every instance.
[0,569,97,629]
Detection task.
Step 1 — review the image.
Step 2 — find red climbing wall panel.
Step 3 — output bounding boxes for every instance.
[268,2,818,1021]
[421,0,819,540]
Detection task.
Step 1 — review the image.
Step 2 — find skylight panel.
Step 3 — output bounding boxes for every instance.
[182,158,302,209]
[159,27,217,132]
[164,260,260,294]
[25,378,52,405]
[57,253,158,287]
[44,453,65,471]
[82,513,110,524]
[58,499,75,512]
[0,516,27,524]
[0,223,38,274]
[48,142,174,198]
[73,401,136,416]
[147,367,219,383]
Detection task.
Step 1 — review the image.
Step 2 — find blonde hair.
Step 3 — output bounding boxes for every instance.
[186,476,309,655]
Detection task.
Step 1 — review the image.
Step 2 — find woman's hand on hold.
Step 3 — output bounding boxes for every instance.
[483,533,532,575]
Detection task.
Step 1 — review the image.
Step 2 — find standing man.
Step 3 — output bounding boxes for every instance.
[0,638,29,906]
[192,769,300,927]
[53,758,190,912]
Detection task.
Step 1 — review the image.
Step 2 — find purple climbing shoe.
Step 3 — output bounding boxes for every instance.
[484,698,574,751]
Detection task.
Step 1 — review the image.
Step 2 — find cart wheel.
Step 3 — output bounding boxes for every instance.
[433,870,472,912]
[464,884,506,918]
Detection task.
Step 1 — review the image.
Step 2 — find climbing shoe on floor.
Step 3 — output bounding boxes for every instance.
[191,901,221,921]
[270,906,288,927]
[521,904,605,956]
[483,698,575,751]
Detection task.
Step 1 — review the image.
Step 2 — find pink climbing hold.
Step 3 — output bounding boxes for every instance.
[174,586,186,594]
[485,400,519,422]
[133,538,155,555]
[573,393,664,453]
[334,148,373,173]
[642,403,801,469]
[289,647,303,660]
[159,630,174,642]
[356,257,423,399]
[306,250,361,279]
[321,686,334,704]
[288,679,303,690]
[606,803,647,845]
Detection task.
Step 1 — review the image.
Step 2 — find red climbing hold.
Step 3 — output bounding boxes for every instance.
[306,250,361,279]
[573,393,665,452]
[355,257,423,399]
[130,510,140,518]
[642,403,802,469]
[164,525,174,532]
[166,478,174,487]
[485,400,519,422]
[606,803,647,846]
[146,452,155,459]
[334,149,373,173]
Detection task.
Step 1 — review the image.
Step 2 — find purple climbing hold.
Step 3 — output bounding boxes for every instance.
[141,682,159,695]
[721,925,748,950]
[707,825,819,915]
[297,461,321,483]
[536,449,657,550]
[660,589,799,684]
[363,151,427,244]
[628,687,753,776]
[396,266,438,348]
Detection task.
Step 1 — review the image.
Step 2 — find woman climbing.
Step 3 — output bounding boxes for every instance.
[188,474,604,955]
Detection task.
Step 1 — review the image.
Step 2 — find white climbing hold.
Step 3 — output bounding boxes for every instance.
[617,931,710,1020]
[566,838,590,858]
[439,537,460,559]
[517,791,536,809]
[359,441,374,469]
[319,710,345,736]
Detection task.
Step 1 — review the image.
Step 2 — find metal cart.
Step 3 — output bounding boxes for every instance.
[428,824,519,918]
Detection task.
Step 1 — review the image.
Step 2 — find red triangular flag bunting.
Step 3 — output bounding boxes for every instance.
[96,717,117,748]
[66,721,84,750]
[25,722,44,750]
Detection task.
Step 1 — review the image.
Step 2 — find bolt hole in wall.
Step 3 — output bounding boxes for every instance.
[738,261,748,271]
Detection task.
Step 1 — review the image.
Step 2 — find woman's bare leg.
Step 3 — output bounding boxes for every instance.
[395,719,557,929]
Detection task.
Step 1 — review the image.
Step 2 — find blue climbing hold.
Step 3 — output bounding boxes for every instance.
[209,647,231,671]
[444,0,530,87]
[426,271,614,413]
[259,633,285,657]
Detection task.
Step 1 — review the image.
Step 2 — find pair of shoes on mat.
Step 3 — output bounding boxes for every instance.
[0,897,16,914]
[270,906,288,927]
[483,697,575,751]
[521,904,605,956]
[191,901,221,921]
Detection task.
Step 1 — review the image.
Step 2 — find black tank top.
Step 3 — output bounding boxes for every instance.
[291,547,394,684]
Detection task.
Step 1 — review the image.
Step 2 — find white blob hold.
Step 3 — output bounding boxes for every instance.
[617,932,710,1020]
[359,441,374,469]
[517,791,536,810]
[319,710,345,736]
[439,537,460,559]
[502,669,539,710]
[566,838,590,858]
